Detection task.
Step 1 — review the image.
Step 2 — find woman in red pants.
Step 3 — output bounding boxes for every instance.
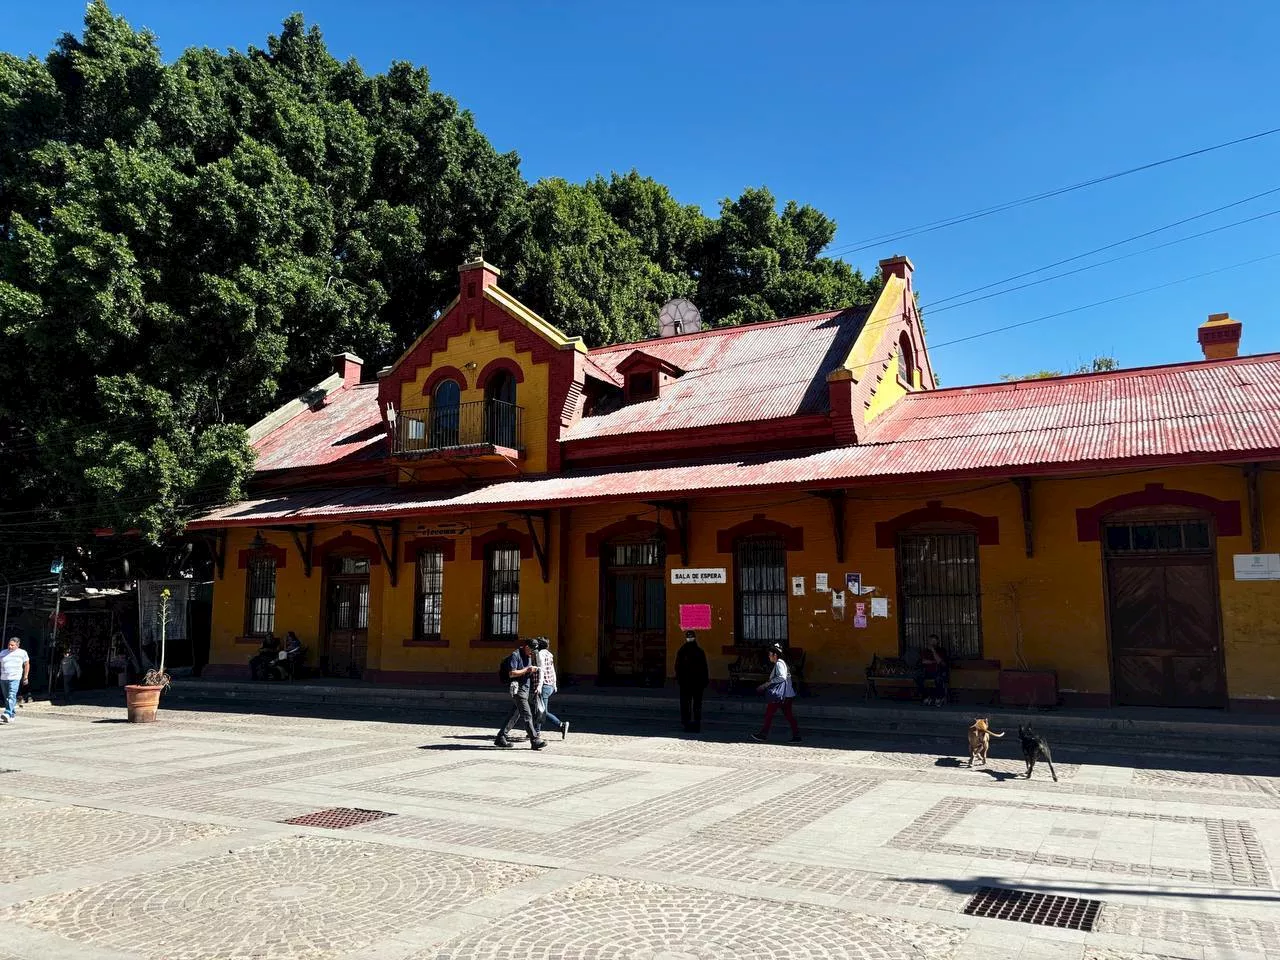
[751,643,801,743]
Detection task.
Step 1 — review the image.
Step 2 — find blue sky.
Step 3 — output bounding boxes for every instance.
[5,1,1279,386]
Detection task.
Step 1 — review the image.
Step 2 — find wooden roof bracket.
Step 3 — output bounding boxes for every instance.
[198,528,228,580]
[358,520,401,586]
[266,524,314,577]
[647,499,690,565]
[1013,477,1034,558]
[1245,463,1262,551]
[810,490,847,564]
[517,510,551,583]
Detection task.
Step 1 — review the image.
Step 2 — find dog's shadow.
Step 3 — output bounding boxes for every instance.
[980,769,1022,781]
[935,756,1022,781]
[934,757,966,768]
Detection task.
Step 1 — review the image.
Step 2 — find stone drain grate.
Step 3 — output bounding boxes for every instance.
[964,886,1102,931]
[282,807,396,829]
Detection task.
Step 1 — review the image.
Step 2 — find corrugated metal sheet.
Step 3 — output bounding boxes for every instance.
[193,353,1280,528]
[252,382,385,472]
[563,309,865,439]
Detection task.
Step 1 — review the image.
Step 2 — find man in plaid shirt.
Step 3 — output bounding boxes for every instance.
[532,637,569,740]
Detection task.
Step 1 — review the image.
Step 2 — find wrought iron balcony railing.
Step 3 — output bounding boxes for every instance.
[392,399,524,455]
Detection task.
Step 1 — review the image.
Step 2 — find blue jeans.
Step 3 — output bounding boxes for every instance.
[2,678,19,718]
[536,684,561,731]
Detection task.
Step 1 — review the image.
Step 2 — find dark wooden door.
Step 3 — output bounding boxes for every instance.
[324,556,370,679]
[599,540,667,686]
[1106,528,1223,707]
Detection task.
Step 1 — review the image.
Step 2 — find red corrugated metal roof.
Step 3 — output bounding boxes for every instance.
[564,308,866,440]
[252,382,385,472]
[192,352,1280,528]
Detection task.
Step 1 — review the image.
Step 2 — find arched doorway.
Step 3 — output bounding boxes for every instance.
[485,370,518,448]
[1103,510,1225,707]
[323,554,370,678]
[598,537,667,686]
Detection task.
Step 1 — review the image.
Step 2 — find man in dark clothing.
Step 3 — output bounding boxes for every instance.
[674,630,710,733]
[496,638,546,750]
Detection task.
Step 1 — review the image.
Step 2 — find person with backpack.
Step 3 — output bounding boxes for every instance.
[495,637,545,750]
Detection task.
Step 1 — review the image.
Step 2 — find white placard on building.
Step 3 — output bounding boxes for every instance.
[815,573,829,592]
[1233,554,1280,580]
[670,568,728,585]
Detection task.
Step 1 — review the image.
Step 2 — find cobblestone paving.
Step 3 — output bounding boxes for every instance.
[3,704,1279,960]
[4,835,542,960]
[423,876,967,959]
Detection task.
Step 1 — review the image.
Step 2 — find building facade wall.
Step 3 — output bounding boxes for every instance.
[206,463,1279,709]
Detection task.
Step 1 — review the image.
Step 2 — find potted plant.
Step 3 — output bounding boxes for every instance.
[126,587,171,722]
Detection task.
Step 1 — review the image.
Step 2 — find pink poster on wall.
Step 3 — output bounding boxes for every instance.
[679,604,713,631]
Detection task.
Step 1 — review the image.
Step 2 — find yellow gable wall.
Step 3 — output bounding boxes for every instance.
[208,462,1280,705]
[397,319,553,475]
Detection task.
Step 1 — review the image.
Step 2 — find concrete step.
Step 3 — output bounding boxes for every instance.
[165,679,1280,758]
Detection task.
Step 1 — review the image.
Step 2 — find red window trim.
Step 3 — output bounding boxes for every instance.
[401,536,458,564]
[421,366,467,397]
[237,543,288,569]
[875,501,999,548]
[477,357,525,390]
[470,525,534,561]
[1075,483,1242,542]
[585,515,678,557]
[311,531,382,566]
[715,514,804,553]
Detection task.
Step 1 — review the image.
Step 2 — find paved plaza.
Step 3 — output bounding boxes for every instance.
[0,701,1277,960]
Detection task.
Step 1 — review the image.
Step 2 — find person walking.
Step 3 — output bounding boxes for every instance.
[58,649,80,703]
[1,637,30,723]
[495,638,546,750]
[532,637,568,740]
[751,643,800,743]
[674,630,709,733]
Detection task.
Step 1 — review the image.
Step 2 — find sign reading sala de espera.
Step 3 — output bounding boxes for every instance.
[670,568,727,585]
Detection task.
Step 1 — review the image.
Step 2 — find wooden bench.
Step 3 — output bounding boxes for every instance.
[865,655,1001,704]
[726,645,806,695]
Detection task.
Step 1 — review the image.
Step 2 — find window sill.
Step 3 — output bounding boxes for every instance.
[469,638,518,648]
[402,638,448,648]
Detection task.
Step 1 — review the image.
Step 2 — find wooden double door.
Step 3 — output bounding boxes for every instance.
[323,555,370,679]
[598,539,667,686]
[1104,517,1224,708]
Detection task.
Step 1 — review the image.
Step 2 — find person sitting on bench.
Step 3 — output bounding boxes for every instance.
[249,633,280,681]
[916,637,950,706]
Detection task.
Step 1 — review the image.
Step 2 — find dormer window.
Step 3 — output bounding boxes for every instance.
[627,371,658,401]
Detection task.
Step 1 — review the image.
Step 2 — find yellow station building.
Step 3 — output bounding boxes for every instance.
[190,257,1280,711]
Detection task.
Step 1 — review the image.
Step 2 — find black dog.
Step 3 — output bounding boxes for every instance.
[1018,725,1058,782]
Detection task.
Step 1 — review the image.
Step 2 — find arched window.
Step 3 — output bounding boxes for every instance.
[486,371,518,448]
[897,332,915,386]
[430,379,461,449]
[483,541,521,642]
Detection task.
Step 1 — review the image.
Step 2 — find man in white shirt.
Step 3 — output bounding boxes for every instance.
[1,637,31,722]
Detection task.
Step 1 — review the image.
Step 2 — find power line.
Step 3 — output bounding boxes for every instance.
[826,124,1280,257]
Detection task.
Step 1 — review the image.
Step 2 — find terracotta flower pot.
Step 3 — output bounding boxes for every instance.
[125,684,163,723]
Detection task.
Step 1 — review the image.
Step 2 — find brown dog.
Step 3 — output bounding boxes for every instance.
[967,718,1004,766]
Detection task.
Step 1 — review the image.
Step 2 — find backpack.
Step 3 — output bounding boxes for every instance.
[498,653,514,685]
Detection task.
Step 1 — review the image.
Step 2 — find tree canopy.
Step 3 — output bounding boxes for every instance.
[999,356,1119,382]
[0,3,878,568]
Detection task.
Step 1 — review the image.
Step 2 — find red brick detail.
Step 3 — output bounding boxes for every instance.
[715,514,804,552]
[874,501,1000,548]
[470,524,534,560]
[585,515,678,557]
[236,543,288,570]
[311,530,382,565]
[477,357,525,389]
[400,536,457,564]
[828,376,857,444]
[421,366,467,397]
[1074,483,1242,542]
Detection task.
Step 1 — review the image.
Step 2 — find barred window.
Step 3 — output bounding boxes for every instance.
[415,549,444,640]
[897,532,981,659]
[735,537,788,645]
[244,555,277,636]
[484,543,521,642]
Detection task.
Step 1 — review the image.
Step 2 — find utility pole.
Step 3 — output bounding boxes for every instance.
[46,557,64,700]
[1,572,9,646]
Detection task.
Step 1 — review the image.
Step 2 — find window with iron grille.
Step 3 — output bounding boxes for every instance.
[244,555,277,636]
[897,532,981,659]
[484,543,521,642]
[415,549,444,640]
[1103,518,1211,554]
[735,537,788,646]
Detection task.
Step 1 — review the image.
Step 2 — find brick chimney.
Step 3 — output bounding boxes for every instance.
[878,254,915,292]
[333,352,363,387]
[1197,313,1242,360]
[458,257,502,302]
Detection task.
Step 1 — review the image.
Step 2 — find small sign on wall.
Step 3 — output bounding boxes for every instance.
[1234,554,1280,580]
[679,604,713,630]
[815,573,829,592]
[792,576,805,596]
[671,568,727,585]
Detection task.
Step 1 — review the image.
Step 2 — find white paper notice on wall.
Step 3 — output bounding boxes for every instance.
[831,590,846,619]
[870,597,889,618]
[815,573,829,592]
[792,576,805,596]
[1234,554,1280,580]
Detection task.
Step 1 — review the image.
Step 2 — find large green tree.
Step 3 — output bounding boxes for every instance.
[0,2,879,569]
